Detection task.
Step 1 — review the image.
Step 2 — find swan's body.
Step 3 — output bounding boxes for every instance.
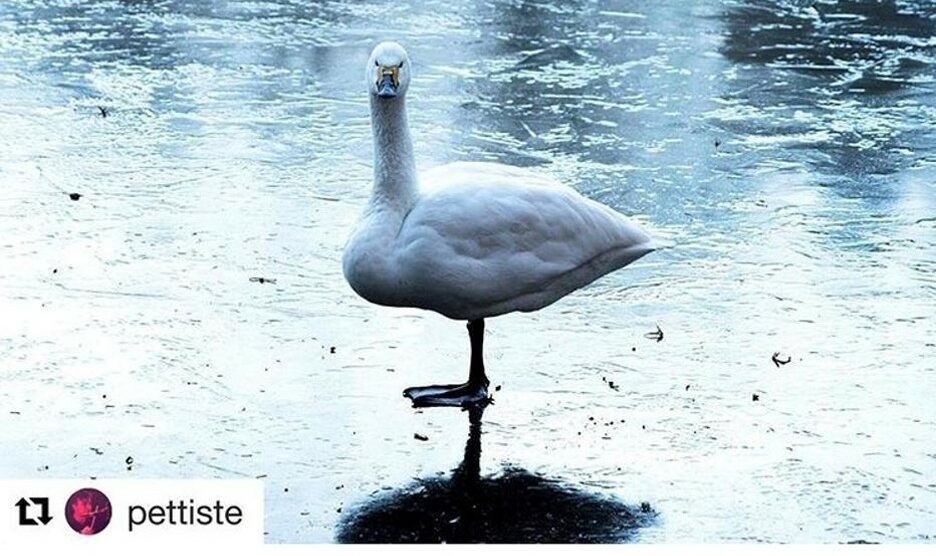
[343,42,658,407]
[344,161,654,320]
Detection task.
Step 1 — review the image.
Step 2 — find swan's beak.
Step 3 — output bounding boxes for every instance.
[376,73,397,98]
[376,67,399,98]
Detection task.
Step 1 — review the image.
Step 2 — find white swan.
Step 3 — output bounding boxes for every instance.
[343,42,657,407]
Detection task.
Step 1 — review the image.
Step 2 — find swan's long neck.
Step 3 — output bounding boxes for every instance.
[369,97,416,212]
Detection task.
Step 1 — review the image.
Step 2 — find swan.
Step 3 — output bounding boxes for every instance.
[343,42,658,408]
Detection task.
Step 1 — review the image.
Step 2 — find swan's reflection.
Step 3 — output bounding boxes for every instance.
[337,407,654,543]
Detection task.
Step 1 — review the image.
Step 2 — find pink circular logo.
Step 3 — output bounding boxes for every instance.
[65,488,112,535]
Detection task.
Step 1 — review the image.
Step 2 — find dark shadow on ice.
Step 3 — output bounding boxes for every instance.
[336,406,654,543]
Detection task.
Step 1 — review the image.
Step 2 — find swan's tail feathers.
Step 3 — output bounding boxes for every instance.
[622,219,673,256]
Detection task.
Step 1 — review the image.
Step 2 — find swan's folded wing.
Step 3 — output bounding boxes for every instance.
[394,170,653,318]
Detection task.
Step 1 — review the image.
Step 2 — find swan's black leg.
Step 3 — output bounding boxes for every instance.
[403,319,490,408]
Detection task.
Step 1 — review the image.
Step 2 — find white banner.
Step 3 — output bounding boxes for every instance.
[0,479,263,548]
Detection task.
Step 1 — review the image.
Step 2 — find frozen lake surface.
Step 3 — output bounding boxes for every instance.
[1,0,934,543]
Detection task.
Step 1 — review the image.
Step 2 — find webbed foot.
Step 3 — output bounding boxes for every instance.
[403,381,490,408]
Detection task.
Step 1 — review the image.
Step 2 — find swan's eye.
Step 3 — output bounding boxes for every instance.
[374,60,379,66]
[399,61,404,68]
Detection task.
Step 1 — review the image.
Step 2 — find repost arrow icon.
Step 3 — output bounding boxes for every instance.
[14,497,52,526]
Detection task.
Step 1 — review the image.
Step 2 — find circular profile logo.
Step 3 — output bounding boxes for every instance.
[65,488,112,535]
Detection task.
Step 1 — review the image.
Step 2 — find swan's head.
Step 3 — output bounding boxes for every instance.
[367,42,411,100]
